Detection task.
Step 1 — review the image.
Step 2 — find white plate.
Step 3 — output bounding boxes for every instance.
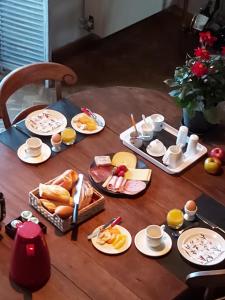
[71,113,105,135]
[17,143,51,164]
[91,225,132,254]
[146,145,167,157]
[177,227,225,266]
[134,229,172,257]
[25,109,67,136]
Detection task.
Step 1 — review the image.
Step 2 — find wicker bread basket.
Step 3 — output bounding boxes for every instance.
[29,177,104,233]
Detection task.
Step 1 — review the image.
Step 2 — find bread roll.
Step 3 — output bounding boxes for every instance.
[55,205,73,219]
[39,184,70,204]
[40,199,56,213]
[52,169,78,191]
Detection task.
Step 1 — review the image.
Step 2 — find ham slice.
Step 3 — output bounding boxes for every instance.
[89,165,113,183]
[107,176,118,191]
[123,180,146,195]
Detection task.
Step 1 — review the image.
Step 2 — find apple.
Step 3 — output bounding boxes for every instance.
[209,147,225,163]
[204,157,222,174]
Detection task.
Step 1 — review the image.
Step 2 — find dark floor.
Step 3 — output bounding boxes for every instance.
[0,7,198,132]
[55,6,197,92]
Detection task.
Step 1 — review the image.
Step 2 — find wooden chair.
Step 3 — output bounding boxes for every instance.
[0,62,78,129]
[186,269,225,300]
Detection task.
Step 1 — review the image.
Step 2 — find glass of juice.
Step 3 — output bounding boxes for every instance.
[61,127,76,145]
[166,209,184,229]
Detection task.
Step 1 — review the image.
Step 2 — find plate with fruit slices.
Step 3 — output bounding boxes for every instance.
[71,112,105,135]
[89,152,152,197]
[91,225,132,254]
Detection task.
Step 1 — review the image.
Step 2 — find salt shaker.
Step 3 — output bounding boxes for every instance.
[176,126,188,148]
[185,134,199,156]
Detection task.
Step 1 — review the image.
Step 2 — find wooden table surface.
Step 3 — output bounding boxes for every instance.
[0,86,224,300]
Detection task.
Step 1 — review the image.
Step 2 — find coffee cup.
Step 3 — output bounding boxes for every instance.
[162,145,183,168]
[141,123,154,141]
[147,139,165,156]
[145,224,165,248]
[149,114,164,132]
[25,137,42,157]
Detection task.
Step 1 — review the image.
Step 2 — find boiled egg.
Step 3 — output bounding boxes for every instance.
[51,133,61,143]
[185,200,197,211]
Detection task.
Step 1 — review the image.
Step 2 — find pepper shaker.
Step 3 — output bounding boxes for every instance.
[185,134,199,156]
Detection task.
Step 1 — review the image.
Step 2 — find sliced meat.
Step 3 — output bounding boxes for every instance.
[123,180,146,195]
[89,165,113,183]
[107,176,118,191]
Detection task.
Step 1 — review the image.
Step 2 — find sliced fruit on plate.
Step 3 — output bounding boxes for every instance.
[113,234,127,249]
[111,152,137,169]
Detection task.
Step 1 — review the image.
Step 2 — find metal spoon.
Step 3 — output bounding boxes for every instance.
[171,223,199,238]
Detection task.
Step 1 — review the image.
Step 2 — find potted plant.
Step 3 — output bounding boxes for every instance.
[164,31,225,133]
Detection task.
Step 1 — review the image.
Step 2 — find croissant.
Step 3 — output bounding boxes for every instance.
[39,184,70,205]
[52,169,78,191]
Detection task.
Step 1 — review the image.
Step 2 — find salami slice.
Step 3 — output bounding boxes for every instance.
[123,180,146,195]
[89,165,113,183]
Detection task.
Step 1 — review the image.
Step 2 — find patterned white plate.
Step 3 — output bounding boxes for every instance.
[177,227,225,266]
[25,109,67,136]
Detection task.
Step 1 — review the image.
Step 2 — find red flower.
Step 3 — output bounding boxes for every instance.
[199,31,217,46]
[191,62,208,77]
[194,47,210,59]
[221,46,225,55]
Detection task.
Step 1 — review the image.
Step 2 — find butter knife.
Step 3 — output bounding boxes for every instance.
[71,174,84,240]
[196,213,225,235]
[87,216,122,240]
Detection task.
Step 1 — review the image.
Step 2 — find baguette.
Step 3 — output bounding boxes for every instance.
[40,199,56,214]
[52,169,78,191]
[39,183,70,205]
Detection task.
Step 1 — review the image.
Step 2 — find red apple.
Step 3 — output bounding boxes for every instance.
[204,157,222,174]
[209,147,225,163]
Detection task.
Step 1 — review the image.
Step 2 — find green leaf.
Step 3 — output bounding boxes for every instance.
[163,79,179,87]
[169,89,181,97]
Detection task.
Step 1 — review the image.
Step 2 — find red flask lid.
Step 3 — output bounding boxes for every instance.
[17,221,41,239]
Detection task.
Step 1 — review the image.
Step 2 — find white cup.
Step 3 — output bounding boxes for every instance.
[162,145,183,168]
[25,137,42,157]
[145,224,165,248]
[149,114,164,132]
[141,123,154,141]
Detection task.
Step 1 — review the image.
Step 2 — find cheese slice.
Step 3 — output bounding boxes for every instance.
[111,152,137,169]
[125,169,152,181]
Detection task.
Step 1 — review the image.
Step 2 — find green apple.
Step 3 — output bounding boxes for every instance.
[204,157,222,175]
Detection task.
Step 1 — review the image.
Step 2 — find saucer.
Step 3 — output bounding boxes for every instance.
[146,144,167,157]
[134,229,172,257]
[17,143,51,164]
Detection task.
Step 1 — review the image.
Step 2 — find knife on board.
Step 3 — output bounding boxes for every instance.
[196,213,225,235]
[71,174,84,240]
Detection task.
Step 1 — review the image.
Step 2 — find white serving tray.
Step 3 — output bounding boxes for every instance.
[120,121,208,174]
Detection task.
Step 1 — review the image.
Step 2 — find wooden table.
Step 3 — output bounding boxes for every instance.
[0,86,224,300]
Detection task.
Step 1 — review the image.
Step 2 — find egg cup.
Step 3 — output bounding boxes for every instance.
[184,205,197,221]
[51,139,62,152]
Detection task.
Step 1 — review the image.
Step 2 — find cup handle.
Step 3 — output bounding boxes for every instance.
[162,152,169,165]
[160,224,165,232]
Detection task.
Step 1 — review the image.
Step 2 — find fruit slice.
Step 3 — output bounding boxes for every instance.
[113,235,127,249]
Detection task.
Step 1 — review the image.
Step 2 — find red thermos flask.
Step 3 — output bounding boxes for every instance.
[10,221,51,291]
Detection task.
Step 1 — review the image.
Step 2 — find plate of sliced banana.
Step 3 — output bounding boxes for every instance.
[91,225,132,254]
